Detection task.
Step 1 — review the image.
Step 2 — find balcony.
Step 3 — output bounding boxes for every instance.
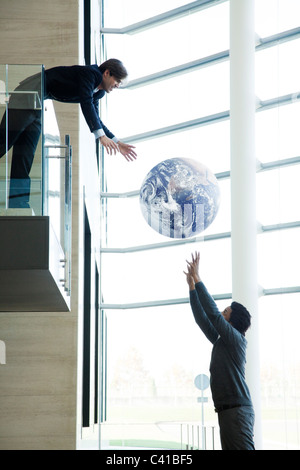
[0,64,71,311]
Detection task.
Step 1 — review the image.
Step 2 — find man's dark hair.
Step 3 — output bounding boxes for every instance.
[99,58,128,82]
[230,301,251,335]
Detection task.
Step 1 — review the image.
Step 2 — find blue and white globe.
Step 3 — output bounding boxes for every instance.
[139,158,220,239]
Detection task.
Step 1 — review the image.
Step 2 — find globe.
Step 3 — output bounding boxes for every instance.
[139,158,221,239]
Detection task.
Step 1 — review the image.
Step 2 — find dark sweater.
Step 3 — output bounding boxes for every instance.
[189,282,253,409]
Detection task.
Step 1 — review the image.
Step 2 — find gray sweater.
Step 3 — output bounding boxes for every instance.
[189,282,253,409]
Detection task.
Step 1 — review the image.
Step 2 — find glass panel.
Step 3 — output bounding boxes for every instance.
[103,302,226,450]
[103,0,188,27]
[105,3,229,80]
[107,62,230,138]
[258,228,300,290]
[44,101,72,294]
[103,0,227,31]
[101,239,232,305]
[257,166,300,226]
[103,120,230,194]
[100,0,300,452]
[259,294,300,450]
[100,1,231,450]
[256,39,300,101]
[43,99,61,237]
[255,0,300,38]
[0,64,43,213]
[100,422,217,450]
[256,103,300,163]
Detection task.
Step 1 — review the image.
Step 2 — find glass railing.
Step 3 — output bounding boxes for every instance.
[43,100,72,297]
[0,64,72,297]
[0,64,43,213]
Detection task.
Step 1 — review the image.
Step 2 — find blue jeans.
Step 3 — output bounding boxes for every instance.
[217,406,255,450]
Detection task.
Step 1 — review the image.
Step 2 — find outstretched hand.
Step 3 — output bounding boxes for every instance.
[99,136,137,162]
[183,264,195,290]
[99,135,119,155]
[118,141,137,162]
[185,251,201,284]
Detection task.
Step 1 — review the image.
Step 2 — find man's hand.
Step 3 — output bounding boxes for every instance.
[99,135,119,155]
[99,136,137,162]
[183,266,195,291]
[118,141,137,162]
[186,251,201,283]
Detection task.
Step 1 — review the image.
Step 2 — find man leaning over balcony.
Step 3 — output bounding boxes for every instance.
[0,58,137,208]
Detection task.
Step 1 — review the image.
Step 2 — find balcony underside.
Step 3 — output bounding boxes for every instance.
[0,216,70,312]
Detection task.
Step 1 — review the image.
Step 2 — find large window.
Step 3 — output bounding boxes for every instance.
[99,0,300,450]
[254,0,300,450]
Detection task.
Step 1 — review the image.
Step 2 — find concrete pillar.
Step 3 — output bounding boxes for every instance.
[230,0,262,449]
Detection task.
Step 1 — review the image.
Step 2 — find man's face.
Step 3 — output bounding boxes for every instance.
[101,69,121,93]
[222,306,232,322]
